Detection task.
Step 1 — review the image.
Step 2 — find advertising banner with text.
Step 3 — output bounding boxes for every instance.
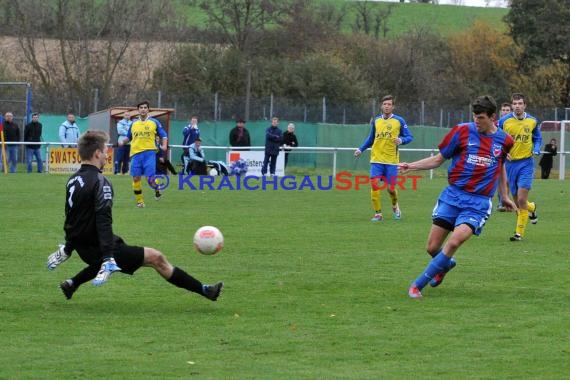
[228,150,284,176]
[49,147,114,175]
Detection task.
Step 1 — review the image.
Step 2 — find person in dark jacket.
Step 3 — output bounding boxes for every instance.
[539,138,557,179]
[4,112,20,173]
[46,130,223,302]
[229,118,251,150]
[282,122,299,168]
[152,135,177,200]
[181,115,200,174]
[24,113,43,173]
[261,116,283,176]
[155,136,177,176]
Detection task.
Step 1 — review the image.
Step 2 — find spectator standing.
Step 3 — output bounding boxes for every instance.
[539,138,557,179]
[282,123,299,168]
[59,113,80,148]
[24,113,44,173]
[229,118,251,150]
[261,116,283,176]
[4,112,21,173]
[115,111,132,175]
[182,115,200,174]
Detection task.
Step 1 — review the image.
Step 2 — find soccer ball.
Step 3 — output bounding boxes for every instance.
[193,226,224,255]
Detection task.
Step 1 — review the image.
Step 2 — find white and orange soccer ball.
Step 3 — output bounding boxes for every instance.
[193,226,224,255]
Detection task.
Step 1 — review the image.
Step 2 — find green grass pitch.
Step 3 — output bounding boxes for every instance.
[1,172,568,379]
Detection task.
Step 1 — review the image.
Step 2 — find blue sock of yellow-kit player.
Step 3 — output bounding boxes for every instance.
[413,250,452,290]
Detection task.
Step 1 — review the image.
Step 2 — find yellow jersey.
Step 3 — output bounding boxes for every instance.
[358,114,413,164]
[127,117,167,157]
[498,112,541,160]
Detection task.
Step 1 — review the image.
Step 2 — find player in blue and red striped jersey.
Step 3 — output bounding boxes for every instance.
[354,95,414,222]
[398,95,517,299]
[498,93,542,242]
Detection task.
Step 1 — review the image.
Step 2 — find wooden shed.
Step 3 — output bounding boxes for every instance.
[88,106,175,145]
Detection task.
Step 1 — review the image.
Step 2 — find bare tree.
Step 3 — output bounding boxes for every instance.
[8,0,179,114]
[277,0,345,57]
[197,0,294,118]
[198,0,289,55]
[376,4,395,38]
[353,1,373,35]
[352,1,394,39]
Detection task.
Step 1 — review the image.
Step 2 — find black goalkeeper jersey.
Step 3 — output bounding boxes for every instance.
[64,164,116,257]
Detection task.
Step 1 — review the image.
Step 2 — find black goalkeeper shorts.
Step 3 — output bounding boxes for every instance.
[75,235,144,275]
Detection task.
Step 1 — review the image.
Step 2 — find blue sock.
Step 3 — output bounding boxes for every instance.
[413,251,452,290]
[446,258,457,272]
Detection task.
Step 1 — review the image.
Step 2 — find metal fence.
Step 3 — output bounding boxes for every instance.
[142,92,570,127]
[27,88,570,127]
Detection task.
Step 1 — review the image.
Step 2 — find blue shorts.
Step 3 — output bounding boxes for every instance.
[505,158,534,196]
[130,150,157,177]
[432,186,492,236]
[370,163,399,186]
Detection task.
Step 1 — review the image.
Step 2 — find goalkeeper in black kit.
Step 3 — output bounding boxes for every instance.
[47,130,223,301]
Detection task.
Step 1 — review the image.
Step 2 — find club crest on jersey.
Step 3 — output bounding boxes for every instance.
[492,144,502,157]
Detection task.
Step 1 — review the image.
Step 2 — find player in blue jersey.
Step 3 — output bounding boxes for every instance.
[498,93,542,242]
[398,95,516,299]
[354,95,414,221]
